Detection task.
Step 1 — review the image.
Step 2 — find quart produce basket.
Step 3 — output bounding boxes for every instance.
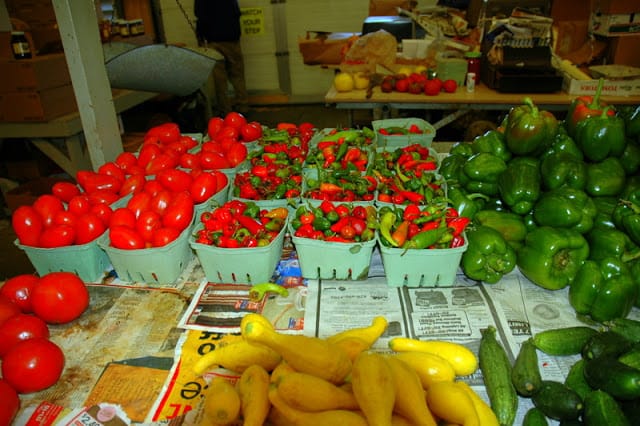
[190,221,287,284]
[98,222,194,284]
[377,233,468,287]
[15,235,110,283]
[291,228,376,280]
[372,118,436,149]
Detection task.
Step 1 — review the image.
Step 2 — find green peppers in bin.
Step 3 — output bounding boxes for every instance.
[540,152,587,191]
[620,141,640,176]
[505,97,558,156]
[517,226,589,290]
[448,185,489,219]
[474,209,528,251]
[460,225,516,284]
[613,189,640,247]
[533,187,597,234]
[575,106,627,162]
[586,227,640,263]
[592,196,619,230]
[541,127,584,162]
[470,130,512,162]
[585,157,626,197]
[462,152,508,197]
[569,258,637,322]
[497,157,541,215]
[439,153,469,186]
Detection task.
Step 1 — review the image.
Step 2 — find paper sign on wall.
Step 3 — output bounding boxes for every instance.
[240,8,264,36]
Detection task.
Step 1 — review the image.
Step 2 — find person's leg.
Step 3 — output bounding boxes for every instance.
[222,41,249,112]
[208,42,233,116]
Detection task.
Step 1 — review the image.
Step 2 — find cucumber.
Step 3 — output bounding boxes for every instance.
[584,355,640,400]
[606,318,640,343]
[583,390,630,426]
[522,407,548,426]
[531,380,583,421]
[582,330,633,360]
[564,359,593,400]
[511,338,542,397]
[479,326,518,426]
[532,326,597,356]
[619,344,640,370]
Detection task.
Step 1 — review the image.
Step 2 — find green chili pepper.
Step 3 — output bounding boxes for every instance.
[402,226,448,250]
[379,211,398,247]
[249,283,289,302]
[312,216,332,231]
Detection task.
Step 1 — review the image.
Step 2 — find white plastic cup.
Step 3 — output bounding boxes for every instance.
[466,72,476,93]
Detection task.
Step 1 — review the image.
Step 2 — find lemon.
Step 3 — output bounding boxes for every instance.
[333,72,355,92]
[396,66,414,77]
[414,65,428,75]
[353,72,370,90]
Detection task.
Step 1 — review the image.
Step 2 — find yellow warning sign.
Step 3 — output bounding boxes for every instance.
[240,7,264,36]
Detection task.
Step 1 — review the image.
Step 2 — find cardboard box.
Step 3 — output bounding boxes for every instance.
[591,12,640,35]
[0,85,78,122]
[0,54,70,93]
[607,34,640,67]
[466,0,550,27]
[562,74,640,95]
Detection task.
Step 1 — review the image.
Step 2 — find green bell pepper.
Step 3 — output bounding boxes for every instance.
[619,104,640,139]
[460,225,517,284]
[517,226,589,290]
[540,152,587,191]
[541,126,584,162]
[449,141,474,158]
[462,152,508,197]
[505,97,559,156]
[448,185,489,219]
[439,153,469,186]
[575,106,627,162]
[569,258,637,322]
[533,187,597,234]
[592,196,619,230]
[620,141,640,176]
[586,227,640,262]
[613,189,640,247]
[585,157,626,197]
[474,209,528,251]
[497,156,541,215]
[470,130,512,162]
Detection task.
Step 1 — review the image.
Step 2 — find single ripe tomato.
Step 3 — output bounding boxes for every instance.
[1,337,65,394]
[135,210,162,242]
[0,379,20,425]
[240,121,263,142]
[90,203,113,227]
[152,227,181,247]
[190,172,219,204]
[109,207,137,229]
[12,205,44,246]
[114,151,138,172]
[157,168,193,193]
[161,191,194,231]
[442,79,458,93]
[0,274,39,313]
[199,151,231,170]
[53,210,78,228]
[31,272,89,324]
[119,173,146,197]
[32,194,64,227]
[74,212,106,245]
[109,226,146,250]
[0,294,20,327]
[38,224,76,248]
[207,116,225,139]
[67,194,92,216]
[226,142,248,167]
[51,181,80,203]
[0,313,50,356]
[223,111,247,130]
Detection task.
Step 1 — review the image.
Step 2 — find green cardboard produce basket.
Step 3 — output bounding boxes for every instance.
[290,224,376,280]
[98,221,194,284]
[377,233,468,287]
[372,118,436,149]
[15,235,110,283]
[190,221,287,284]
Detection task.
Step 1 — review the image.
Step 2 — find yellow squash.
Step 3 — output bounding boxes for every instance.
[392,351,456,389]
[242,318,352,384]
[236,364,271,426]
[455,381,499,426]
[270,360,297,385]
[351,352,395,426]
[425,381,480,426]
[327,316,389,347]
[276,371,359,412]
[331,336,372,362]
[389,337,478,376]
[201,377,241,425]
[192,339,282,375]
[385,356,437,426]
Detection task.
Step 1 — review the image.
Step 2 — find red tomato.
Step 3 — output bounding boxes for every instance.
[0,313,50,356]
[127,192,152,219]
[157,168,193,193]
[86,189,120,206]
[207,116,225,139]
[199,151,231,170]
[190,172,219,204]
[145,122,181,144]
[240,121,263,142]
[109,207,137,229]
[152,227,181,247]
[119,174,146,198]
[67,195,91,216]
[74,212,106,245]
[179,152,200,169]
[90,203,113,227]
[137,143,162,168]
[53,210,78,228]
[114,151,138,171]
[12,205,44,246]
[226,142,248,167]
[162,191,194,231]
[38,224,75,248]
[78,172,122,194]
[109,226,146,250]
[200,140,224,153]
[0,274,39,313]
[32,194,64,227]
[0,294,20,327]
[215,126,240,142]
[97,161,126,182]
[135,210,162,242]
[224,111,247,130]
[145,152,178,175]
[1,337,65,394]
[51,181,80,203]
[149,190,173,216]
[0,379,20,425]
[31,272,89,324]
[215,171,228,191]
[143,179,165,197]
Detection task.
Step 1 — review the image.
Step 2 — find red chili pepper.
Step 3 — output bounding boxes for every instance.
[284,189,300,198]
[391,194,405,204]
[325,235,351,243]
[294,223,314,238]
[400,190,425,204]
[319,200,335,214]
[363,175,377,192]
[251,164,269,178]
[450,234,466,248]
[330,216,350,233]
[378,128,389,135]
[403,204,421,221]
[320,182,343,193]
[334,204,350,217]
[317,141,337,151]
[236,214,265,234]
[351,206,367,220]
[407,222,421,239]
[397,153,414,166]
[415,161,437,171]
[447,216,470,236]
[421,220,441,232]
[238,183,259,199]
